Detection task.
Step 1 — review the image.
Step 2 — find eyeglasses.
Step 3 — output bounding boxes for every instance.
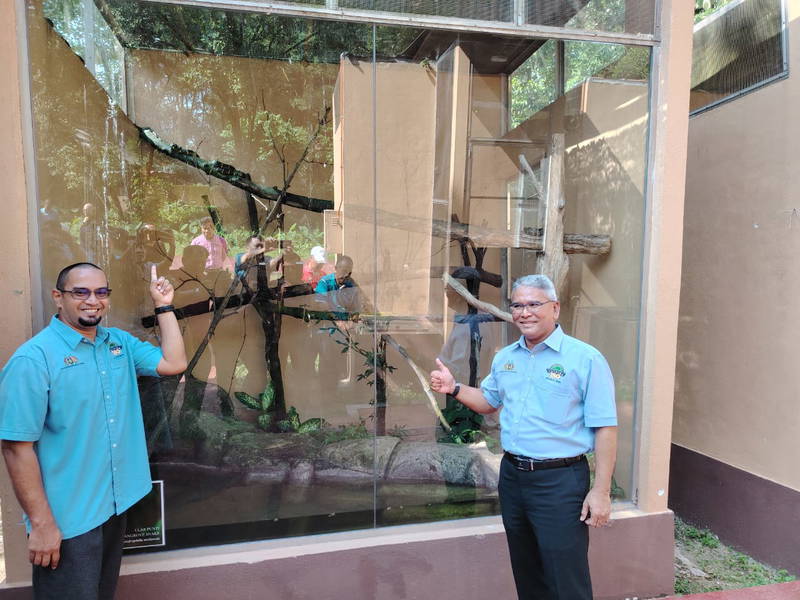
[509,300,554,314]
[57,287,112,300]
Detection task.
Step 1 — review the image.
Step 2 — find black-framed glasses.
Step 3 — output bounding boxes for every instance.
[57,287,112,300]
[509,300,554,314]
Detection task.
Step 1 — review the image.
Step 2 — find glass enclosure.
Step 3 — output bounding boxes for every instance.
[690,0,787,114]
[27,0,652,550]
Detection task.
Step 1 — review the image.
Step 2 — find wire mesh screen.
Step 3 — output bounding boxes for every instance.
[272,0,656,33]
[691,0,785,113]
[526,0,654,34]
[339,0,514,22]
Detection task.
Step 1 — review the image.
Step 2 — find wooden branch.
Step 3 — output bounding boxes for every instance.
[537,133,569,294]
[262,106,332,228]
[343,204,610,254]
[443,273,512,323]
[138,127,333,213]
[383,335,451,432]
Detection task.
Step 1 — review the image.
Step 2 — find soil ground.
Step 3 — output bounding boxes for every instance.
[669,517,796,596]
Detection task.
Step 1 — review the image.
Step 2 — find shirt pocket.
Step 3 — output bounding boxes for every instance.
[533,379,577,425]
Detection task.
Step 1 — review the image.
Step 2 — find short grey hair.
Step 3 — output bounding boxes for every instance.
[512,274,558,302]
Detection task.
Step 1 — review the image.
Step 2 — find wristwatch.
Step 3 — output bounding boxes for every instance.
[452,383,461,398]
[154,304,175,315]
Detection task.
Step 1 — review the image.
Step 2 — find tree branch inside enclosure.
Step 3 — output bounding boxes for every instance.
[138,126,334,213]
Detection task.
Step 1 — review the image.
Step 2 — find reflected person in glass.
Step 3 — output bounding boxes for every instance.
[430,274,617,600]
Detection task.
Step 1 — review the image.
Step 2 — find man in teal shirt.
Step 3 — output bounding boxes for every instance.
[431,274,617,599]
[0,262,187,599]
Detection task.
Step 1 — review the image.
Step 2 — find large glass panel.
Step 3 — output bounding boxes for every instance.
[527,0,655,35]
[690,0,786,114]
[26,0,650,551]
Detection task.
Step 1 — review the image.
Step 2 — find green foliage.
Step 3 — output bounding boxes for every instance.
[321,326,396,388]
[236,381,324,432]
[281,223,324,262]
[510,40,649,129]
[320,420,370,444]
[99,1,418,63]
[234,391,261,411]
[440,402,484,444]
[695,0,735,23]
[259,382,276,411]
[257,413,272,430]
[683,523,721,548]
[673,517,796,594]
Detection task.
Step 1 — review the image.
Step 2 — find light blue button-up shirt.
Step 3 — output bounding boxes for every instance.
[0,315,162,539]
[481,325,617,459]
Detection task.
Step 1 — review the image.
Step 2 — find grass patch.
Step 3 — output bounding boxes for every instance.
[673,517,795,595]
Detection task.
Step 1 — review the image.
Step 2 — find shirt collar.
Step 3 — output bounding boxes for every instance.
[515,324,564,353]
[50,315,109,348]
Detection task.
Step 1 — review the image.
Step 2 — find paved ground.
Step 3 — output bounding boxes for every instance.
[664,581,800,599]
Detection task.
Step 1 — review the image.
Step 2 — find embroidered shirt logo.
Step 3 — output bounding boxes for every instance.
[110,344,123,357]
[503,361,515,371]
[545,364,566,381]
[63,355,79,367]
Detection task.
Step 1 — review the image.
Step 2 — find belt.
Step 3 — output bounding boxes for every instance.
[504,452,586,472]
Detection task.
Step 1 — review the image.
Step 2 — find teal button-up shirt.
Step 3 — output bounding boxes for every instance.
[0,316,162,539]
[481,325,617,459]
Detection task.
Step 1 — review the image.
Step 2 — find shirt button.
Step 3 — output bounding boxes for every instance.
[112,443,117,448]
[101,371,106,375]
[109,419,115,423]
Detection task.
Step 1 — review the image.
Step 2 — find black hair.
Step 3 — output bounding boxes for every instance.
[56,262,104,290]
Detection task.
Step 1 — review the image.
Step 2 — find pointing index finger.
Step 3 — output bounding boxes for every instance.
[151,264,158,282]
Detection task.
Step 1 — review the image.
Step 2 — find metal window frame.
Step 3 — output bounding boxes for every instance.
[689,0,789,117]
[138,0,659,45]
[17,0,669,517]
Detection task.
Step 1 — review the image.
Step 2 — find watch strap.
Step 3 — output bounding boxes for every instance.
[154,304,175,315]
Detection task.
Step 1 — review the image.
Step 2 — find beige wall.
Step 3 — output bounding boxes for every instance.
[0,0,36,584]
[334,59,436,318]
[674,1,800,491]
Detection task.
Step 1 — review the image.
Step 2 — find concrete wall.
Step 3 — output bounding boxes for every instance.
[675,0,800,493]
[673,0,800,575]
[0,0,36,585]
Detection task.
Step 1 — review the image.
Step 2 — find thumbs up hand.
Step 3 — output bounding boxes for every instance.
[430,358,456,395]
[149,264,174,307]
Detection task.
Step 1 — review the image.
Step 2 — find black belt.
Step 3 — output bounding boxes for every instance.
[504,452,586,472]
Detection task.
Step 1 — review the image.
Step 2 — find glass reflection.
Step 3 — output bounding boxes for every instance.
[28,0,650,550]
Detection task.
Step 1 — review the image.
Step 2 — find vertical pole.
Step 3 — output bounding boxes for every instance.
[82,0,95,74]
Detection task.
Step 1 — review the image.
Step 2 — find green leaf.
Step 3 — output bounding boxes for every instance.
[260,382,276,411]
[235,392,261,410]
[257,413,272,431]
[297,418,326,433]
[277,419,295,433]
[288,407,301,429]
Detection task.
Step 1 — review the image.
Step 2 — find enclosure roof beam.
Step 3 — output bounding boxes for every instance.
[137,0,659,46]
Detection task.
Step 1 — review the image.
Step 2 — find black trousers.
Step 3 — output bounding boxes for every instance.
[499,455,592,600]
[33,512,127,600]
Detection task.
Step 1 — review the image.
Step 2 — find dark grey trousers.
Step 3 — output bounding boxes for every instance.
[499,455,592,600]
[33,513,127,600]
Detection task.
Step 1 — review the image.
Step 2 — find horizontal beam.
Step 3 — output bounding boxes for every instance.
[138,0,658,46]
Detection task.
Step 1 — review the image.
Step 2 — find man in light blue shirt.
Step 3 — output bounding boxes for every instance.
[431,274,617,600]
[0,262,187,599]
